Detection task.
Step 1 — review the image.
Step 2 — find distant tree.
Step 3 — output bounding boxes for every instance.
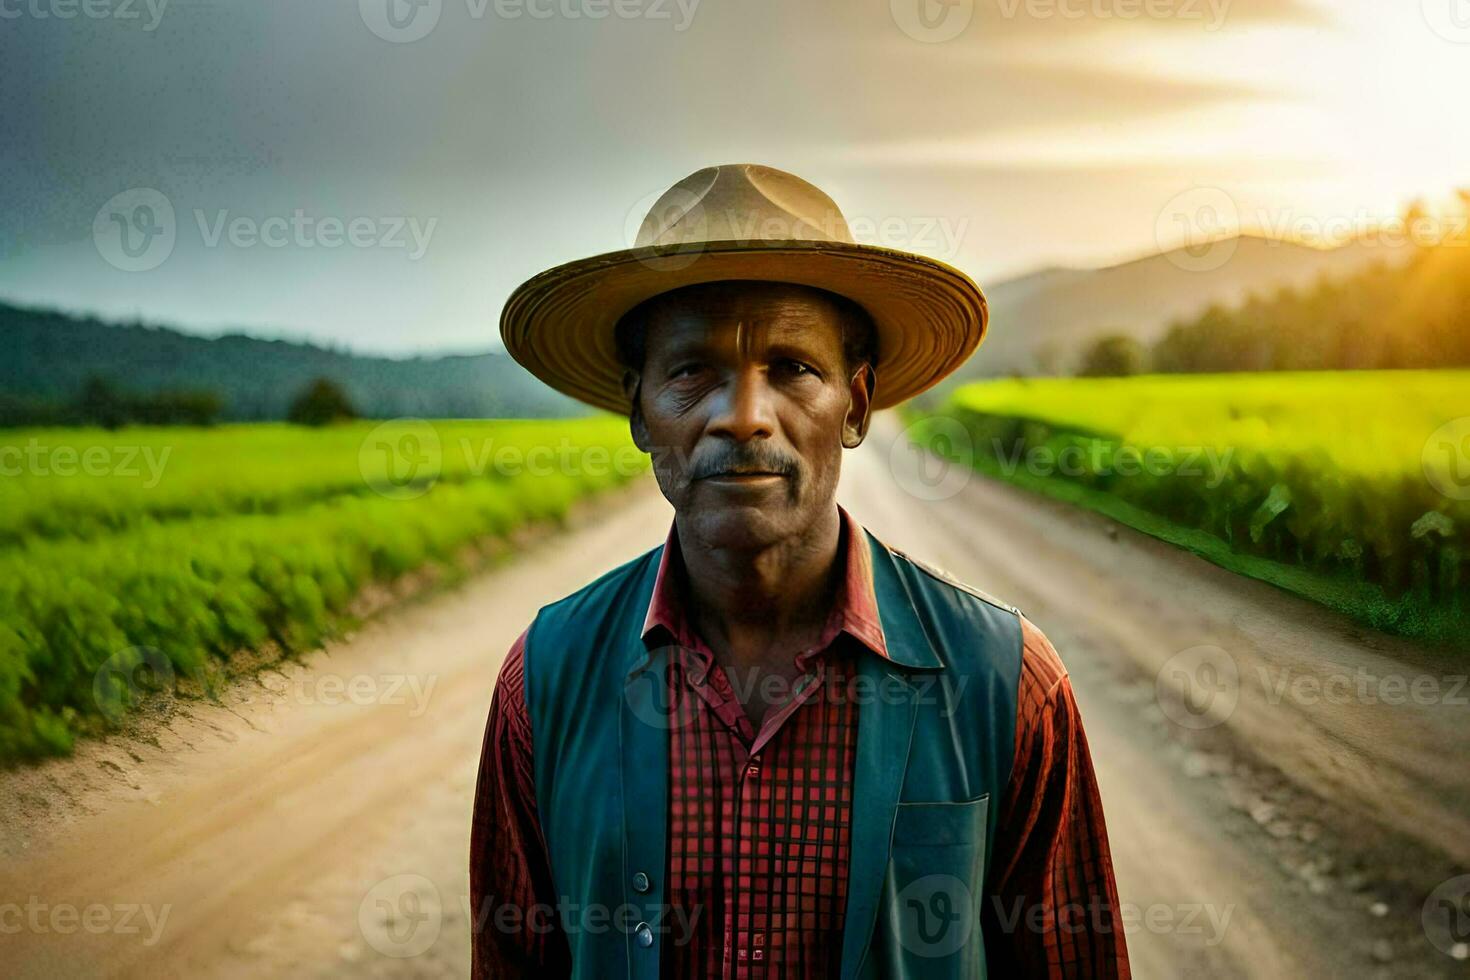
[1078,334,1149,377]
[0,393,61,427]
[1401,198,1449,248]
[287,377,357,426]
[76,376,128,429]
[59,378,225,429]
[130,390,223,426]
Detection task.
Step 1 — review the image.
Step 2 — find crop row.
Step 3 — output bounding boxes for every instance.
[0,418,642,547]
[0,420,645,761]
[913,372,1468,640]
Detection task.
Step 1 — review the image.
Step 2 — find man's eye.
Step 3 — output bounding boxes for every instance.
[669,363,704,379]
[778,359,815,377]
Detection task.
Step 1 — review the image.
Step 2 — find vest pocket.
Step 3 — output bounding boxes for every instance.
[892,794,989,846]
[880,794,989,977]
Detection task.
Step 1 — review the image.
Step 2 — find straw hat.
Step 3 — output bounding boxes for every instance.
[499,163,987,413]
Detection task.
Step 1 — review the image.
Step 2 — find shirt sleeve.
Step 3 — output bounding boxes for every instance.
[981,616,1131,978]
[469,630,573,979]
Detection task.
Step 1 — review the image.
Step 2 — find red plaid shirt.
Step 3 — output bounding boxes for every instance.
[471,509,1129,978]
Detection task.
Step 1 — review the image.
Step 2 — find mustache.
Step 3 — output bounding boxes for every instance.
[686,443,800,480]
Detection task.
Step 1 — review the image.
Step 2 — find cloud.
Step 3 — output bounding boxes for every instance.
[954,0,1332,35]
[792,55,1267,157]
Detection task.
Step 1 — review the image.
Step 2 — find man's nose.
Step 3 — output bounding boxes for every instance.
[707,366,776,442]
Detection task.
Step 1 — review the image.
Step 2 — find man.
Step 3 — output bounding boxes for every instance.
[472,163,1129,978]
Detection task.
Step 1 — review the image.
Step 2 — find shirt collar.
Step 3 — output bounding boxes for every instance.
[640,505,891,661]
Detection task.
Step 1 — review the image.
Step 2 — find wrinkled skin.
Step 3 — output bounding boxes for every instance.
[620,281,874,555]
[618,280,876,725]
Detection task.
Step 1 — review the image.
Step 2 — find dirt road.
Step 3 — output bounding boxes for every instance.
[2,417,1466,977]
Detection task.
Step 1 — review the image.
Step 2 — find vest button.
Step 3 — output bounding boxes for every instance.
[632,871,651,893]
[634,922,654,948]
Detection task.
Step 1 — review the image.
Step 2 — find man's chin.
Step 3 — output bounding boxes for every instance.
[679,504,797,552]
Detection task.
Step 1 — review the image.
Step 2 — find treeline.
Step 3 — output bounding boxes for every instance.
[0,301,585,420]
[0,376,368,429]
[0,378,223,428]
[1079,200,1470,377]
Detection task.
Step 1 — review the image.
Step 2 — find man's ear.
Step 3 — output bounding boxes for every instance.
[842,363,875,448]
[622,369,651,450]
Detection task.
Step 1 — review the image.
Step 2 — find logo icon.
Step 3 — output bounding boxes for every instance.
[359,419,443,499]
[1423,0,1470,43]
[891,0,974,43]
[624,185,710,273]
[1424,418,1470,500]
[896,874,973,957]
[1156,187,1240,273]
[359,873,442,958]
[1423,874,1470,959]
[1156,644,1239,730]
[360,0,442,43]
[93,645,177,724]
[93,188,176,272]
[891,416,974,501]
[624,647,699,732]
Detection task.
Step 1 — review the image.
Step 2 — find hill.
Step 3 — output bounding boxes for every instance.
[1147,238,1470,373]
[0,303,586,421]
[0,230,1426,422]
[954,234,1413,383]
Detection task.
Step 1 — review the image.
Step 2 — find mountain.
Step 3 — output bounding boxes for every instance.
[0,303,587,420]
[0,232,1421,422]
[953,234,1415,383]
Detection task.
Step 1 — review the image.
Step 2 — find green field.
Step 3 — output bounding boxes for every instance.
[0,418,646,761]
[909,371,1470,643]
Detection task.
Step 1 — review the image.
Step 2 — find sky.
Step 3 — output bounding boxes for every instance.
[2,0,1468,355]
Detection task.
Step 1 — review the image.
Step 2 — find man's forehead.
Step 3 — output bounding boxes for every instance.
[640,283,847,351]
[646,311,842,357]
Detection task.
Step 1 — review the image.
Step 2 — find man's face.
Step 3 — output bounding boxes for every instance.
[623,282,874,551]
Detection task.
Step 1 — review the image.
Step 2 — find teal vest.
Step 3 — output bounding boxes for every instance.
[523,529,1022,979]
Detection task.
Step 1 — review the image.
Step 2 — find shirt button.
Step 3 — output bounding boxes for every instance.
[746,757,761,777]
[634,922,654,948]
[632,871,651,893]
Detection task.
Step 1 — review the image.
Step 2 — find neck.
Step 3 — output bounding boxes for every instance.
[676,505,844,667]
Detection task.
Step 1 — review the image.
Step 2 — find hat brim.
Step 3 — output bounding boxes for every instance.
[499,239,987,414]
